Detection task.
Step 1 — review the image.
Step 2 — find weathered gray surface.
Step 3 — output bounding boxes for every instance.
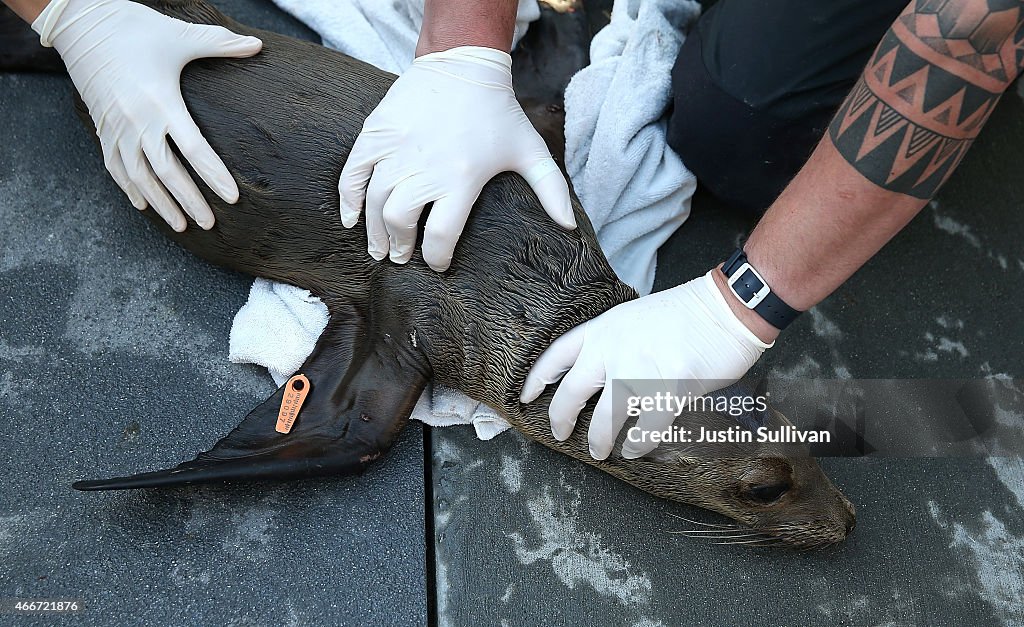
[0,2,427,625]
[431,79,1024,627]
[3,0,1023,625]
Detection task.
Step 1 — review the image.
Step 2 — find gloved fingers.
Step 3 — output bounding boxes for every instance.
[548,353,606,441]
[420,190,478,272]
[363,167,393,260]
[586,387,618,460]
[382,179,432,265]
[184,24,263,59]
[143,135,216,230]
[123,146,187,232]
[520,324,586,404]
[102,139,147,210]
[621,408,678,459]
[167,114,239,204]
[518,156,575,230]
[338,132,379,229]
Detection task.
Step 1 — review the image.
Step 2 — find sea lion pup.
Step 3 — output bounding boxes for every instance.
[12,0,855,547]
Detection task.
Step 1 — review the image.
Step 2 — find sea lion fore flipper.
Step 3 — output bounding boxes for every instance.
[72,311,430,490]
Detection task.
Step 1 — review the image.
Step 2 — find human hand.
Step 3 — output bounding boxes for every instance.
[33,0,262,231]
[520,270,772,460]
[338,46,575,272]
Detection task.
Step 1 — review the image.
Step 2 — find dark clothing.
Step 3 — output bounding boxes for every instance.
[667,0,909,214]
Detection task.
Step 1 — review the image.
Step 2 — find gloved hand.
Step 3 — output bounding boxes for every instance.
[520,270,773,460]
[338,46,575,272]
[32,0,262,232]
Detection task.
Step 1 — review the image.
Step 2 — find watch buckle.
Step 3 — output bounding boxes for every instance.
[727,262,771,309]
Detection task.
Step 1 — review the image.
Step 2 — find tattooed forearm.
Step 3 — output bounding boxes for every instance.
[829,0,1024,198]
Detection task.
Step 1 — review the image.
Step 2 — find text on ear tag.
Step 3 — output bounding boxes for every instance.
[276,374,311,434]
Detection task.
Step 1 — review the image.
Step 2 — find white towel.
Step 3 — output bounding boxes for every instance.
[228,0,700,439]
[564,0,700,295]
[229,279,330,386]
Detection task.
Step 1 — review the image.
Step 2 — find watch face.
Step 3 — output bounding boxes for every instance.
[736,269,764,301]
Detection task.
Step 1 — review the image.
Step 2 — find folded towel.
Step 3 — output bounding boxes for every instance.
[229,279,330,386]
[564,0,700,296]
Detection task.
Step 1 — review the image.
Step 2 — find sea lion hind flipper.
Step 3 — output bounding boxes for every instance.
[73,316,430,491]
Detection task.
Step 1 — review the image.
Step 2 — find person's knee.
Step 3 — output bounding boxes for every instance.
[666,0,905,213]
[666,32,813,214]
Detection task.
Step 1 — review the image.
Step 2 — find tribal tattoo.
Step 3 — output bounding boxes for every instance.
[829,0,1024,198]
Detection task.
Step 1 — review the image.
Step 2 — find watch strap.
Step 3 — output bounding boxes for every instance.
[722,249,801,330]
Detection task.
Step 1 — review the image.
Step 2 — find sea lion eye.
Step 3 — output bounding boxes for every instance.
[747,482,790,503]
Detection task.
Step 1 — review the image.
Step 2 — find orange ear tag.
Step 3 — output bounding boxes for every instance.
[276,374,311,434]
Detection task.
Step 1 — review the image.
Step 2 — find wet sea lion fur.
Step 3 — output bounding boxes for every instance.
[7,0,855,547]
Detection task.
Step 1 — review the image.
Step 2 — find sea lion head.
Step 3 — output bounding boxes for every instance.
[651,451,857,550]
[607,381,857,549]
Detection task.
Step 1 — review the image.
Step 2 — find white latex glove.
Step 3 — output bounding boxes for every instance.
[520,270,773,460]
[338,46,575,272]
[32,0,263,232]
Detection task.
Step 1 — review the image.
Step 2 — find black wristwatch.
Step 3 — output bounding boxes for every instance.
[721,248,801,330]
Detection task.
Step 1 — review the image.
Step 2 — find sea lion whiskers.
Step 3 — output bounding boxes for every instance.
[667,529,766,537]
[712,538,783,547]
[665,523,784,547]
[664,512,742,530]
